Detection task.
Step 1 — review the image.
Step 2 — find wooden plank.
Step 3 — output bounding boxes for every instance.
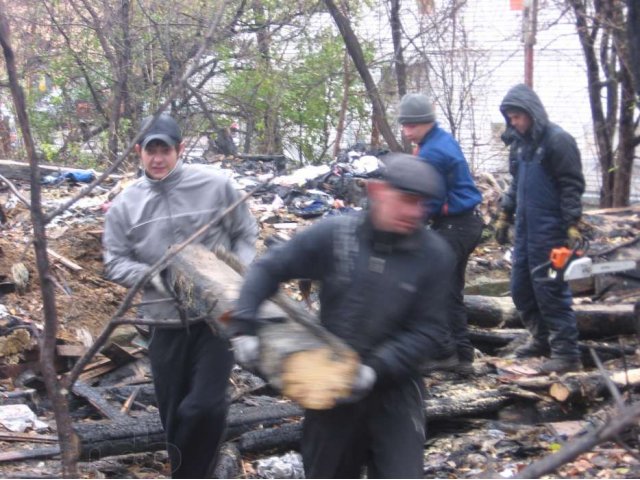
[0,431,58,443]
[78,363,118,382]
[101,343,138,366]
[72,380,127,421]
[46,248,83,272]
[0,446,60,462]
[56,344,87,357]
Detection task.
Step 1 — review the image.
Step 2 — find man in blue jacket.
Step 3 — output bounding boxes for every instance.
[495,84,585,374]
[398,93,484,375]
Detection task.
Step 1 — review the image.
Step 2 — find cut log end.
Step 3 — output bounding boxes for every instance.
[281,347,360,410]
[549,382,571,402]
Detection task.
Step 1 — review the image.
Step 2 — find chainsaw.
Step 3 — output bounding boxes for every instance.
[532,239,637,282]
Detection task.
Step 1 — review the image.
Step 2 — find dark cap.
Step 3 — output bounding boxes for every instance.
[138,114,182,149]
[380,152,445,200]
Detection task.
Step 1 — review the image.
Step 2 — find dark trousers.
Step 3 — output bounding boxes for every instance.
[431,211,484,363]
[511,237,580,359]
[148,322,234,478]
[302,379,426,479]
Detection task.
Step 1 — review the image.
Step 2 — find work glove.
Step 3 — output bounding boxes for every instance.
[337,364,377,404]
[231,335,261,370]
[567,225,582,248]
[494,211,512,246]
[149,272,171,297]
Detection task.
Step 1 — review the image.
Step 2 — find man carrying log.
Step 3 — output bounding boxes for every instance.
[495,84,585,374]
[230,153,456,478]
[102,114,258,478]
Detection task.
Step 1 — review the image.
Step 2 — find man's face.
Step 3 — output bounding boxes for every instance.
[506,111,533,135]
[368,181,426,235]
[136,140,184,180]
[401,123,431,144]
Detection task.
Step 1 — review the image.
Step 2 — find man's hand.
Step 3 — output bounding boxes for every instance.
[150,272,170,297]
[231,335,260,369]
[495,211,512,245]
[567,225,582,248]
[338,365,377,404]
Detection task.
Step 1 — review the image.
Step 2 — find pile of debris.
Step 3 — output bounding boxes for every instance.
[0,152,639,478]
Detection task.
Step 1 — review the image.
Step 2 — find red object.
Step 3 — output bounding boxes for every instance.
[510,0,524,10]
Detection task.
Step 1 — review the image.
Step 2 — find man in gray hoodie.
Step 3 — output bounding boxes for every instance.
[103,114,258,477]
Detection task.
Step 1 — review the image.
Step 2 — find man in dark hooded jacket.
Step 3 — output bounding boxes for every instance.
[495,84,585,374]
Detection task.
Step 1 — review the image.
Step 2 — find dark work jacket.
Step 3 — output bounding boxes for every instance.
[499,84,584,229]
[235,211,456,384]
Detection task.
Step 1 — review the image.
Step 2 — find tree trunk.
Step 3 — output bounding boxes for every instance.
[629,0,640,95]
[389,0,413,150]
[0,9,79,476]
[323,0,402,152]
[333,52,351,158]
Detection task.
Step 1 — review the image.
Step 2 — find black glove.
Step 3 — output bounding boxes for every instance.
[495,211,512,245]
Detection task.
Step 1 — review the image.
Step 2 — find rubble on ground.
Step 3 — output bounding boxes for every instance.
[0,149,639,478]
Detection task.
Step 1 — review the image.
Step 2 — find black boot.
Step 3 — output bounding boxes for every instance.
[514,340,551,358]
[539,357,583,375]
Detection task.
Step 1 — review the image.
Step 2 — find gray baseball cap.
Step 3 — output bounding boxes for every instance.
[138,114,182,149]
[380,152,445,200]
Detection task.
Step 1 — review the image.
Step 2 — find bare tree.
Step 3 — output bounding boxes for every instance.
[402,0,488,168]
[0,6,79,475]
[567,0,640,207]
[630,0,640,96]
[323,0,402,151]
[389,0,412,152]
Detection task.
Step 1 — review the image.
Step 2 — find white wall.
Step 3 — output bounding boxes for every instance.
[366,0,634,202]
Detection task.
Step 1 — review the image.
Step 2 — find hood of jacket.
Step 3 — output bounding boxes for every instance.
[500,84,549,144]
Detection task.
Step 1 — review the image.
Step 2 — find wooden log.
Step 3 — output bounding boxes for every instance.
[424,388,514,420]
[68,401,304,461]
[165,244,361,409]
[33,383,560,461]
[573,303,639,337]
[465,295,519,328]
[469,326,635,361]
[165,244,287,333]
[237,422,302,454]
[549,368,640,403]
[465,295,639,337]
[213,443,241,478]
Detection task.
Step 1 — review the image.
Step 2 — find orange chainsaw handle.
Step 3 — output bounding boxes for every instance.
[549,240,587,270]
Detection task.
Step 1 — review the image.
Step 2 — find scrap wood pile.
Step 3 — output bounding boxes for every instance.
[0,153,638,478]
